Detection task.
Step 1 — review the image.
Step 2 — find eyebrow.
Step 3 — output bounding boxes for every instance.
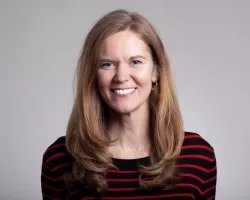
[129,55,147,60]
[99,58,115,62]
[100,55,147,62]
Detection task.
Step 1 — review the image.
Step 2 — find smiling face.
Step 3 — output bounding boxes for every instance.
[97,30,157,114]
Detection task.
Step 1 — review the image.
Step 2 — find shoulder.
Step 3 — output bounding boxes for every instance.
[179,132,217,196]
[180,131,216,166]
[183,131,215,150]
[178,131,217,184]
[42,136,72,169]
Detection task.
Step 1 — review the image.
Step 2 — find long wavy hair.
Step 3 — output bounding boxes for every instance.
[65,9,184,193]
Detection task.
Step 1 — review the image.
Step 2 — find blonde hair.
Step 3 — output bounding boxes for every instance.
[65,9,184,193]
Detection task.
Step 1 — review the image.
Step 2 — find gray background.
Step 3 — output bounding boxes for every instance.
[1,0,249,199]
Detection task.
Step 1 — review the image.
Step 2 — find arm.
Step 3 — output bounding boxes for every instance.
[202,151,217,200]
[41,154,63,200]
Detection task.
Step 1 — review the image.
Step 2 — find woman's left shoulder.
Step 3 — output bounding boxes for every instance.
[178,134,217,198]
[183,131,215,149]
[181,131,216,161]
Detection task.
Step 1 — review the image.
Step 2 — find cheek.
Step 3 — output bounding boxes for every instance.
[96,71,114,94]
[97,71,107,88]
[132,69,154,85]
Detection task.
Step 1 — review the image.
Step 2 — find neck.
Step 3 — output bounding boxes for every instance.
[108,106,151,151]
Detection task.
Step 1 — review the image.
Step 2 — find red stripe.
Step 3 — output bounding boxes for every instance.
[107,173,216,184]
[203,186,216,195]
[66,189,80,200]
[182,145,214,152]
[108,187,137,191]
[184,134,201,139]
[46,152,69,162]
[108,163,216,174]
[42,173,216,185]
[176,183,201,194]
[177,164,216,173]
[178,155,215,162]
[42,193,60,200]
[107,178,139,182]
[45,143,65,154]
[107,174,216,184]
[181,173,216,183]
[42,172,64,182]
[50,162,72,171]
[81,193,195,199]
[208,195,215,200]
[42,182,65,192]
[108,169,138,174]
[176,183,216,195]
[42,161,50,169]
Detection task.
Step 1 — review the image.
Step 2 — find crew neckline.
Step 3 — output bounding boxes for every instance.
[111,156,150,170]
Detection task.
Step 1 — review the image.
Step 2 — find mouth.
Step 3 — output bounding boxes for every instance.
[111,88,136,95]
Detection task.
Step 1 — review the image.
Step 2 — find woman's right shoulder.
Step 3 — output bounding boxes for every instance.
[42,136,72,169]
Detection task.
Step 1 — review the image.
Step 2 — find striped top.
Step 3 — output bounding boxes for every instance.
[41,132,217,199]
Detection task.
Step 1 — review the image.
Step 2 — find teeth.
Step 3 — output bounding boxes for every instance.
[113,88,135,94]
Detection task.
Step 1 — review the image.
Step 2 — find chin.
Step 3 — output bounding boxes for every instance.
[110,105,137,115]
[113,108,134,115]
[106,100,149,115]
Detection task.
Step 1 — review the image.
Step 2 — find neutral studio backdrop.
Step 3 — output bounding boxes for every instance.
[1,1,249,199]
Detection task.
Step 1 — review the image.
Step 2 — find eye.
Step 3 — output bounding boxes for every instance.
[100,62,113,68]
[131,60,142,65]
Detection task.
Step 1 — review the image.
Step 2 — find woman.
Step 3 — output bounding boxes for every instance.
[41,9,217,199]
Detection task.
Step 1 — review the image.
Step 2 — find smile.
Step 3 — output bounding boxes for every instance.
[112,88,136,95]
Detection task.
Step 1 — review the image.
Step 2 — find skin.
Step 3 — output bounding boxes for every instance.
[97,30,157,159]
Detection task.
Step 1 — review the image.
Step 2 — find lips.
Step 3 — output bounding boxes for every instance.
[111,88,136,95]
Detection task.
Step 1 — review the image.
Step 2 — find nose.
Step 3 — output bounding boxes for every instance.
[113,63,130,83]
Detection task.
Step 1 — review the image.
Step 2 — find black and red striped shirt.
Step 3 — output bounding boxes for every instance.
[41,132,217,199]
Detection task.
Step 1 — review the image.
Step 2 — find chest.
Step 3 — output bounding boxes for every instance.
[63,170,201,200]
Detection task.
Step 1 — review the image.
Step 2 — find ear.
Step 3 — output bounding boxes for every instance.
[152,64,159,82]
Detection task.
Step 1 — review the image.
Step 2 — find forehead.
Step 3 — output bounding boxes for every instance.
[100,31,150,58]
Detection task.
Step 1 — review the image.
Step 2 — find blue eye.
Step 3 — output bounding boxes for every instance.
[131,60,142,65]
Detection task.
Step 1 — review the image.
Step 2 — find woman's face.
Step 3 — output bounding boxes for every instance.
[97,30,157,114]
